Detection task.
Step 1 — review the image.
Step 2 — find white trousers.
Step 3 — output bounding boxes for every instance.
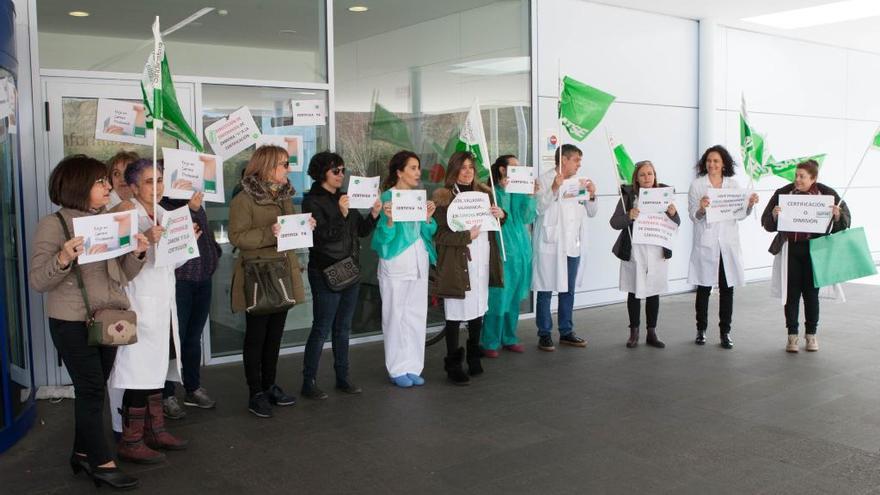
[379,272,428,378]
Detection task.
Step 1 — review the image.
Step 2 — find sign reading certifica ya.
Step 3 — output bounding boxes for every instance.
[291,99,326,126]
[256,135,305,172]
[448,191,500,232]
[347,176,380,209]
[162,148,225,203]
[706,189,750,223]
[505,166,535,195]
[777,194,835,234]
[391,189,427,222]
[637,187,674,213]
[155,206,200,268]
[72,209,138,265]
[204,106,261,159]
[277,214,314,252]
[95,98,150,146]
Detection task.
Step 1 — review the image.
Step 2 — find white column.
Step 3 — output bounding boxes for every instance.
[698,18,718,155]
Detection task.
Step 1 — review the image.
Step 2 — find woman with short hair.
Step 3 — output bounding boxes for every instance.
[106,150,139,208]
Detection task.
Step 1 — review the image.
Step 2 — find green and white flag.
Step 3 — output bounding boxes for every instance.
[370,103,413,150]
[740,95,766,181]
[455,99,491,181]
[872,128,880,148]
[558,76,615,141]
[141,17,203,151]
[765,153,827,182]
[611,139,635,184]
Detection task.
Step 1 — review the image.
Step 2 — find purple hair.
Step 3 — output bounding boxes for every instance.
[124,158,164,186]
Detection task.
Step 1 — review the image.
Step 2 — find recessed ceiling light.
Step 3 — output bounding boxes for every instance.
[279,29,297,34]
[742,0,880,29]
[217,9,229,16]
[68,11,90,17]
[348,6,369,13]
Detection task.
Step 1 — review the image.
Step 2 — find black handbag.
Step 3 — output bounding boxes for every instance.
[242,255,297,315]
[321,256,360,292]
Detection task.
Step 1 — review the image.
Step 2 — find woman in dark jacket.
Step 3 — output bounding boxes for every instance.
[301,151,381,399]
[610,160,681,349]
[761,159,850,353]
[430,151,506,385]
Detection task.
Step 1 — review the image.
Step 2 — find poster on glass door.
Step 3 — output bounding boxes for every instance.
[162,148,226,203]
[256,135,305,172]
[204,106,262,159]
[94,98,151,146]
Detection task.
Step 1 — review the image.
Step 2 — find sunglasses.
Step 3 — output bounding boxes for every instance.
[330,167,346,176]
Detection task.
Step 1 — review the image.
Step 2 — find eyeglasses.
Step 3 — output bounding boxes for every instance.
[330,167,346,176]
[95,177,110,186]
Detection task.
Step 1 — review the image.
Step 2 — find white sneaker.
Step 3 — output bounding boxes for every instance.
[805,335,819,352]
[786,335,799,353]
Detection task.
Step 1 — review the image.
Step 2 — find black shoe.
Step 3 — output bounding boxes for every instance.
[626,326,639,348]
[646,328,666,348]
[444,347,470,385]
[695,330,707,345]
[559,333,587,347]
[466,343,484,376]
[301,379,329,400]
[267,384,296,407]
[248,392,273,418]
[720,333,734,350]
[90,466,139,490]
[69,453,91,476]
[335,382,363,395]
[538,335,556,351]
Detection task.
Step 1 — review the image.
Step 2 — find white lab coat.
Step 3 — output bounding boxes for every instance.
[619,197,669,298]
[532,169,599,292]
[687,176,748,288]
[444,231,490,321]
[770,241,846,304]
[378,238,429,377]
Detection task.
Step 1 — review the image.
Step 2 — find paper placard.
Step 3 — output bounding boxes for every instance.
[155,206,200,267]
[256,135,304,172]
[95,98,150,146]
[347,176,380,209]
[0,77,14,121]
[706,189,750,223]
[505,166,535,195]
[72,210,138,264]
[447,191,500,232]
[560,177,590,202]
[204,106,261,159]
[162,148,225,203]
[277,213,314,252]
[777,194,835,234]
[632,212,678,250]
[637,187,674,213]
[391,189,426,222]
[291,99,326,126]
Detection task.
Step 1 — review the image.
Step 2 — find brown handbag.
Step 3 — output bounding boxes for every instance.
[56,212,138,346]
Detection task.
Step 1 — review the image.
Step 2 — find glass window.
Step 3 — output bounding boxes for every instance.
[334,1,532,336]
[202,85,329,358]
[37,1,327,83]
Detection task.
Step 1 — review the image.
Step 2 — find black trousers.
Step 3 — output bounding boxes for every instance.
[48,318,117,468]
[785,240,820,335]
[243,311,288,396]
[695,257,734,334]
[627,294,659,328]
[444,317,482,355]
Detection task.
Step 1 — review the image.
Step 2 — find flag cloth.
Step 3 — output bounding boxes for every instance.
[558,76,615,141]
[455,100,491,181]
[141,18,203,151]
[613,143,635,184]
[873,128,880,148]
[740,96,766,181]
[765,154,827,182]
[810,227,877,287]
[370,103,413,150]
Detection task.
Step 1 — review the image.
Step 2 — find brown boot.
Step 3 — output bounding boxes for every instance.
[145,393,189,451]
[626,326,639,348]
[117,406,166,464]
[646,327,666,348]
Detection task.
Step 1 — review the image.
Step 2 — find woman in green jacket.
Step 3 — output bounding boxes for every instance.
[483,155,536,357]
[372,151,437,388]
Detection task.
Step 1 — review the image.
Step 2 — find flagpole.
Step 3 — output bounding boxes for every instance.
[604,127,632,244]
[152,17,160,227]
[839,127,878,203]
[475,97,506,261]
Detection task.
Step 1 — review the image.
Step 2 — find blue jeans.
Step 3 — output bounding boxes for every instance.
[165,279,212,396]
[302,267,360,387]
[536,256,580,338]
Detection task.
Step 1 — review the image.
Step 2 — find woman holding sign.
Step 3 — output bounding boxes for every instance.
[29,155,148,489]
[229,145,308,418]
[687,145,759,349]
[431,151,506,385]
[761,159,850,352]
[110,159,189,464]
[372,151,437,388]
[610,160,680,349]
[483,155,536,357]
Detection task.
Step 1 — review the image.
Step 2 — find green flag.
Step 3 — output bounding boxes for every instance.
[455,100,490,181]
[558,76,615,141]
[370,103,413,149]
[873,128,880,148]
[613,143,635,184]
[141,18,203,151]
[431,129,460,166]
[765,154,827,182]
[740,97,766,181]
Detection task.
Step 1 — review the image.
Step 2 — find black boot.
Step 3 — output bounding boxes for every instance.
[695,329,706,345]
[720,332,734,349]
[466,342,484,376]
[646,327,666,348]
[444,347,470,385]
[626,326,639,348]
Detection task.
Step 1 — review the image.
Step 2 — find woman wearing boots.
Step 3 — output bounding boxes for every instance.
[431,151,505,385]
[761,159,850,352]
[372,151,437,388]
[109,159,188,464]
[610,160,680,348]
[687,145,759,349]
[29,155,146,489]
[483,155,536,357]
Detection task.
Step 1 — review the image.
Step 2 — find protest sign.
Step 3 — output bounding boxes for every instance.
[505,166,535,195]
[447,191,499,232]
[72,209,138,264]
[95,98,150,146]
[777,194,835,234]
[291,99,326,126]
[204,106,261,159]
[256,135,304,172]
[706,189,750,223]
[347,176,380,209]
[277,213,314,251]
[637,187,674,213]
[162,148,225,203]
[632,212,678,250]
[391,189,426,222]
[559,177,589,202]
[155,206,200,267]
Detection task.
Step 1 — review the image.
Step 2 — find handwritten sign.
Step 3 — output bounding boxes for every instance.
[204,106,261,159]
[155,206,200,267]
[277,213,313,251]
[447,191,499,232]
[559,177,588,202]
[72,210,138,264]
[162,148,225,203]
[347,176,380,209]
[706,189,750,223]
[256,135,304,172]
[291,99,326,126]
[638,187,674,213]
[95,98,150,146]
[505,166,535,195]
[391,189,426,222]
[777,194,834,234]
[632,212,678,250]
